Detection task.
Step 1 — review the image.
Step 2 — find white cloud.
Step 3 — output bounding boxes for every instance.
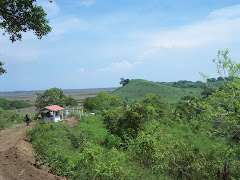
[137,4,240,60]
[208,4,240,19]
[49,17,89,39]
[99,60,134,72]
[78,0,96,7]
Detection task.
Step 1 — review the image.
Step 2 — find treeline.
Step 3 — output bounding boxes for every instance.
[160,80,206,88]
[160,78,226,89]
[0,97,32,110]
[160,77,237,89]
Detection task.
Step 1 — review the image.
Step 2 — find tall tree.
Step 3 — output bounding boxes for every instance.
[193,50,240,142]
[120,78,130,86]
[0,0,52,75]
[0,0,52,42]
[35,88,78,110]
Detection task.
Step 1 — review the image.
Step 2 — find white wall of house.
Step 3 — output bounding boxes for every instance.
[43,111,62,122]
[54,111,61,122]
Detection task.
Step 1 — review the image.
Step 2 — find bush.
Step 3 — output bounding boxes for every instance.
[83,92,123,112]
[102,94,169,141]
[0,97,32,110]
[0,108,26,130]
[26,121,133,179]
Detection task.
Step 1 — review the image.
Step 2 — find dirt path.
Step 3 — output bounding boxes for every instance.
[0,123,64,180]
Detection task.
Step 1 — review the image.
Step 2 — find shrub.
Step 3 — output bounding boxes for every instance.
[83,92,123,112]
[0,108,26,130]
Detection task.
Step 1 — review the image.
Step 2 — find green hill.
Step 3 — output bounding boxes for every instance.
[112,79,204,104]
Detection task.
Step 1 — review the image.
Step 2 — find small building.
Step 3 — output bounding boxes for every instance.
[40,105,64,122]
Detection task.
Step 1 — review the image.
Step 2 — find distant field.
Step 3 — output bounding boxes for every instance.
[64,88,116,105]
[0,88,117,114]
[18,106,37,115]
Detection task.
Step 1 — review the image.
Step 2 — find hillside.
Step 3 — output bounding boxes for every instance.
[112,79,204,104]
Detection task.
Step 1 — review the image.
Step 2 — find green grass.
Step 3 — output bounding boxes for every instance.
[112,79,204,104]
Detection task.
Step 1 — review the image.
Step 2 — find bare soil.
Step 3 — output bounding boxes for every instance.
[0,122,69,180]
[62,117,79,127]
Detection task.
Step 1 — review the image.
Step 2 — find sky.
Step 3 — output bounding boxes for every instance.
[0,0,240,92]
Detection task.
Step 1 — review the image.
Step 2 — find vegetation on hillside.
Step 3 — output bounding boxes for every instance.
[26,50,240,179]
[83,92,123,112]
[112,79,204,104]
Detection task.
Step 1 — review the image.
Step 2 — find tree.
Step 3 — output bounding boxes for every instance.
[0,0,52,42]
[35,88,77,110]
[0,61,6,75]
[194,50,240,141]
[120,78,130,86]
[101,94,169,140]
[141,93,169,118]
[83,97,97,111]
[65,96,78,107]
[0,0,52,75]
[213,49,240,83]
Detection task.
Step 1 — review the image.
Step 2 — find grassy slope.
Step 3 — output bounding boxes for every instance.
[112,79,204,104]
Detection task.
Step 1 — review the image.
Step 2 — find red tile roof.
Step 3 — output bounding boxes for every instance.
[44,105,64,111]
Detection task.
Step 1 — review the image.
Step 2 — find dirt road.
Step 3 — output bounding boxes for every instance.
[0,123,63,180]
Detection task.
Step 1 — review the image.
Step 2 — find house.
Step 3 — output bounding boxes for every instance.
[40,105,64,122]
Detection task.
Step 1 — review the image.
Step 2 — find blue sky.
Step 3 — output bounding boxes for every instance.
[1,0,240,92]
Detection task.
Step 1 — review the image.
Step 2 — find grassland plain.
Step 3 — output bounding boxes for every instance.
[112,79,204,104]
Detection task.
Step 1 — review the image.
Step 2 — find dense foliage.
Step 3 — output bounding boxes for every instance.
[27,92,240,179]
[0,0,52,42]
[102,94,168,141]
[27,51,240,179]
[35,88,78,110]
[26,117,134,179]
[83,92,123,112]
[0,97,32,110]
